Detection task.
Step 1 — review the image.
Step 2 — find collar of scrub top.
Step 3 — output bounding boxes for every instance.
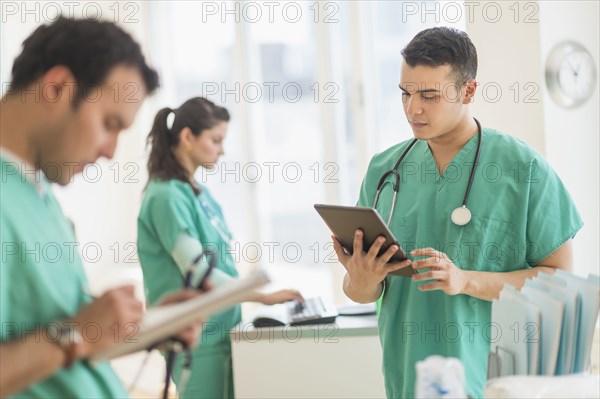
[197,192,234,244]
[0,147,49,198]
[372,117,482,227]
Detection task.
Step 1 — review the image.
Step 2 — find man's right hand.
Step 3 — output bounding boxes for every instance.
[332,230,412,301]
[70,285,143,359]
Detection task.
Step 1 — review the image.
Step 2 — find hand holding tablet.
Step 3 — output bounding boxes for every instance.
[314,204,416,277]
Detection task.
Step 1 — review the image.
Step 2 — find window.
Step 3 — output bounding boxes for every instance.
[146,0,465,301]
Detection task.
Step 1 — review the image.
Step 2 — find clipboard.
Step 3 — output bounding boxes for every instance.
[90,269,270,362]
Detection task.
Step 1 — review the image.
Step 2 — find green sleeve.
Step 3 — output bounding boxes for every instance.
[145,187,199,255]
[525,158,583,266]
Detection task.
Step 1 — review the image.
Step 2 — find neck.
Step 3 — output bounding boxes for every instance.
[427,116,478,161]
[173,148,198,186]
[0,96,39,165]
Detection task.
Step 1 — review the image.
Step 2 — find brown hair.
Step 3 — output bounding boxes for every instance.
[146,97,230,194]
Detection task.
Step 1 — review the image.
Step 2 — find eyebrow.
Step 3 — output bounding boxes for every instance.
[398,84,440,94]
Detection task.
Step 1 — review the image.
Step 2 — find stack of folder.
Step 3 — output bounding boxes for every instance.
[489,270,600,378]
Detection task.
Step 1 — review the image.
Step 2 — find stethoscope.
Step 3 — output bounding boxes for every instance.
[129,251,217,399]
[373,118,482,227]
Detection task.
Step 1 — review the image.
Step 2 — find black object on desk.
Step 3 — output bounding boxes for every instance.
[337,303,377,316]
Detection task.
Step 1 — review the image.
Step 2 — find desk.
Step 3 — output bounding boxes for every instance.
[230,315,386,398]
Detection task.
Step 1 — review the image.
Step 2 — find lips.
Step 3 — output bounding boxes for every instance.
[410,121,427,128]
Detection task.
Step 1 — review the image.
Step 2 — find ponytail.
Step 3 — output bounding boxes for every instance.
[146,107,192,191]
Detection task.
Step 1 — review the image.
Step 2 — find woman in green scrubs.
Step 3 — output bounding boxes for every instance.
[137,97,302,399]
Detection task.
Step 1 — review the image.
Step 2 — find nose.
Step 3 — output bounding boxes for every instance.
[99,133,119,160]
[405,95,424,117]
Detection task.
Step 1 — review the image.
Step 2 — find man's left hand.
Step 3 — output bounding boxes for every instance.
[410,248,467,295]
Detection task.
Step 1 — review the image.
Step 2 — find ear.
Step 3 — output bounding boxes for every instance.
[178,127,194,147]
[39,66,77,109]
[463,79,477,104]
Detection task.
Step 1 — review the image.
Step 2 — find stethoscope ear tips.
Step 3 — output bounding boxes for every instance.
[451,206,472,226]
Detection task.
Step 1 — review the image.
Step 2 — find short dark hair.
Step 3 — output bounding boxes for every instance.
[9,17,159,102]
[401,27,477,85]
[146,97,230,194]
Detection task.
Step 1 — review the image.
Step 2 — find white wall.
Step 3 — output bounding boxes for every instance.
[538,1,600,278]
[466,0,546,152]
[466,0,599,277]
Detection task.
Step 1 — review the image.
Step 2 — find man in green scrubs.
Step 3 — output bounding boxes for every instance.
[0,18,200,397]
[333,27,582,398]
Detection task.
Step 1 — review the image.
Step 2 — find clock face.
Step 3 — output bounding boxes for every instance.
[557,51,595,101]
[546,42,597,108]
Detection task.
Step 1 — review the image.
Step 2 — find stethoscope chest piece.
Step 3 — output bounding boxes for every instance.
[451,206,472,226]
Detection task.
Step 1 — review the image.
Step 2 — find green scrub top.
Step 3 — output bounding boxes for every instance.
[137,179,241,399]
[0,157,128,398]
[358,128,583,398]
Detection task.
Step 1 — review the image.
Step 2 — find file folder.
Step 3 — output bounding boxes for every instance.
[499,287,541,375]
[555,269,600,372]
[526,278,579,374]
[491,295,529,375]
[492,272,599,379]
[520,285,564,375]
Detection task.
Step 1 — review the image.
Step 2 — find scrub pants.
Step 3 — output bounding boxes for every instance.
[172,342,234,399]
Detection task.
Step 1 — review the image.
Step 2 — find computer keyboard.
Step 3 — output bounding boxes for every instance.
[287,297,338,326]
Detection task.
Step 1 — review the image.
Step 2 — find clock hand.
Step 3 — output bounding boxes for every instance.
[567,61,581,78]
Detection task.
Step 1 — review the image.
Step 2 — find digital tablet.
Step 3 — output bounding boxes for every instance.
[314,204,415,277]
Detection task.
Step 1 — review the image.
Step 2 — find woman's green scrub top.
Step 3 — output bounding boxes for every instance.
[137,179,241,399]
[357,129,582,398]
[0,156,128,398]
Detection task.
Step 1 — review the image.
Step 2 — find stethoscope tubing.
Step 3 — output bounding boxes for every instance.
[373,118,482,226]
